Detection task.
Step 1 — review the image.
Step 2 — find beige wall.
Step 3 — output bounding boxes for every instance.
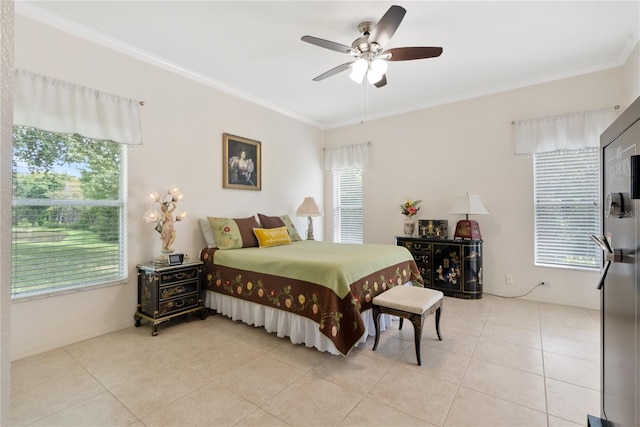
[326,54,638,310]
[623,42,640,106]
[11,16,325,360]
[10,13,639,359]
[0,2,14,422]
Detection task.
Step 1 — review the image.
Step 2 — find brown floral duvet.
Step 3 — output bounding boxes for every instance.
[200,241,423,356]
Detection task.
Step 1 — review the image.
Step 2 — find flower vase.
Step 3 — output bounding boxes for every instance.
[403,217,416,236]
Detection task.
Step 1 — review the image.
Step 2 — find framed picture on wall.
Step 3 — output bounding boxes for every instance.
[222,133,261,191]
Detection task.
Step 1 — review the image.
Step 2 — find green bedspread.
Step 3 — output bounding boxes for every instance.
[201,241,423,356]
[212,240,415,298]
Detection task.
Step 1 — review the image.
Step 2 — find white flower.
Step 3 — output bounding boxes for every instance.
[143,209,159,223]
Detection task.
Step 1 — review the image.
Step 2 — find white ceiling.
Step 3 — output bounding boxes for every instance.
[17,1,640,129]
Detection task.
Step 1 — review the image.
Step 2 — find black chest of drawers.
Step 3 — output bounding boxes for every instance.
[134,260,206,335]
[396,236,483,299]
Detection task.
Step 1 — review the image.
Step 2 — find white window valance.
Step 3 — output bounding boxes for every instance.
[324,142,369,171]
[513,107,617,156]
[14,69,143,145]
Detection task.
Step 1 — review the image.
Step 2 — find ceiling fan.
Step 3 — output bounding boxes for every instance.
[301,5,443,88]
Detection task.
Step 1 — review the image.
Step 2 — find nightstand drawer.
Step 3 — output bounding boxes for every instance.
[159,266,200,286]
[160,281,198,300]
[158,294,199,315]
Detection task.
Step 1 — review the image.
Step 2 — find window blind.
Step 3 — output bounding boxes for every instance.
[333,169,363,244]
[12,127,127,297]
[533,148,600,270]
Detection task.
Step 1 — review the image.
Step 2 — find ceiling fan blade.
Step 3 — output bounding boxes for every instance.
[368,5,406,49]
[301,35,353,54]
[312,62,354,81]
[384,47,443,61]
[374,74,387,88]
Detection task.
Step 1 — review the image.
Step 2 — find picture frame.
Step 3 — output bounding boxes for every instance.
[168,253,184,265]
[223,133,261,191]
[419,219,448,239]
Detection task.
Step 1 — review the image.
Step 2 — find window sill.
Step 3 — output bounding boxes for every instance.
[11,278,129,303]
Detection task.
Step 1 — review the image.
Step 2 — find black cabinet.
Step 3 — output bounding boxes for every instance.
[134,260,206,335]
[396,237,483,299]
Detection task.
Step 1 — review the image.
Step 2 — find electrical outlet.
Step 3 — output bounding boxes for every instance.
[538,281,550,287]
[505,274,514,285]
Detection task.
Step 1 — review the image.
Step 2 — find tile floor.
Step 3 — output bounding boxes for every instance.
[10,294,601,426]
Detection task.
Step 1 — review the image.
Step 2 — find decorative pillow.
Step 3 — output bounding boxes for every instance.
[207,216,259,249]
[253,226,292,248]
[258,213,285,229]
[258,213,301,241]
[198,218,217,248]
[280,214,302,241]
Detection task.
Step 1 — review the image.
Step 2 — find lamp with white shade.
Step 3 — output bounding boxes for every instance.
[296,197,322,240]
[448,193,489,240]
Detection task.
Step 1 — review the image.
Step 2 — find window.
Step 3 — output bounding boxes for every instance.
[12,126,127,297]
[325,142,368,243]
[533,148,600,270]
[333,169,363,243]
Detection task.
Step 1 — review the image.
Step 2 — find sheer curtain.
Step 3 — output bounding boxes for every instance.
[13,69,143,145]
[513,107,617,155]
[324,142,369,171]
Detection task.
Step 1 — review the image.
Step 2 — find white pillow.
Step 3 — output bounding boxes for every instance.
[198,218,217,248]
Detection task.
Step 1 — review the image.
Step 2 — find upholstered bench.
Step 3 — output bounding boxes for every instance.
[372,285,443,365]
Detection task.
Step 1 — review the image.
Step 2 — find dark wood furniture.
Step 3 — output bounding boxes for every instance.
[396,236,483,299]
[134,260,206,335]
[372,285,443,365]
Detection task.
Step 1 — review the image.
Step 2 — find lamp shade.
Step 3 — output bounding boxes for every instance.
[349,58,368,84]
[448,194,489,216]
[296,197,322,217]
[448,193,489,240]
[367,59,387,84]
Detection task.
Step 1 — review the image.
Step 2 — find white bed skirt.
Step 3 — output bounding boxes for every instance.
[204,290,393,356]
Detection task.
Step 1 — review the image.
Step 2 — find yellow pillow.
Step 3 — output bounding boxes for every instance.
[253,226,292,248]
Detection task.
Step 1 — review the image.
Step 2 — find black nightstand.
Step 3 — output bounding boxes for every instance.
[134,260,206,335]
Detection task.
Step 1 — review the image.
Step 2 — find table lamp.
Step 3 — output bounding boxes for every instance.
[296,196,322,240]
[448,193,489,240]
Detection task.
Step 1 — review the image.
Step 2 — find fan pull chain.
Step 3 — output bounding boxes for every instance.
[359,80,372,144]
[360,80,365,125]
[360,79,370,125]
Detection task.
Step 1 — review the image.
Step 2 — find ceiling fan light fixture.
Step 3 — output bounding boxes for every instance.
[367,70,383,84]
[366,58,387,84]
[370,58,388,74]
[302,5,442,88]
[349,58,368,83]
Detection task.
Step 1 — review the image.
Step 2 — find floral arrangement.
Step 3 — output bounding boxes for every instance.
[400,198,422,218]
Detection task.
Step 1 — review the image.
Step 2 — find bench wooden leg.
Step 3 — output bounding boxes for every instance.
[372,306,381,351]
[435,306,442,340]
[409,314,423,366]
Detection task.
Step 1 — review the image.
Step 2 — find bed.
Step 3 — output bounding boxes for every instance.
[199,214,423,356]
